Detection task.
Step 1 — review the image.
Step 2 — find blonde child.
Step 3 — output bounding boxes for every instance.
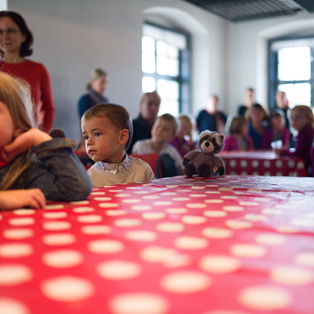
[0,72,92,209]
[224,116,253,151]
[278,105,314,175]
[81,103,154,187]
[168,114,196,158]
[132,113,183,177]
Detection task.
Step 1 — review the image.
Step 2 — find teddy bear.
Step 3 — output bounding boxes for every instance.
[183,130,225,177]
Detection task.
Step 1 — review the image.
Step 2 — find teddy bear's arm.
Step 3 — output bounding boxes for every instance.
[183,150,200,166]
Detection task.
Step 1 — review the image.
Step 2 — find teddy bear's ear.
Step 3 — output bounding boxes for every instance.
[219,134,225,142]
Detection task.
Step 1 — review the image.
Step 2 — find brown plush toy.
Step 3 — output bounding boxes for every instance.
[183,130,225,177]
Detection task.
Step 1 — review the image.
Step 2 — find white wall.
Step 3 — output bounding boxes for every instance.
[7,0,314,140]
[8,0,227,141]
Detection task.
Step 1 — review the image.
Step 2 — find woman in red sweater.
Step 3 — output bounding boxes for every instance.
[0,11,55,132]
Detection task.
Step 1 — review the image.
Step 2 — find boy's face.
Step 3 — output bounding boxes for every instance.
[81,116,128,163]
[152,119,174,143]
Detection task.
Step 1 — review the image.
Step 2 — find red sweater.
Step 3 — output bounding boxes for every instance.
[0,59,55,132]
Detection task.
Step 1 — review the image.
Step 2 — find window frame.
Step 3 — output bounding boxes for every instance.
[142,22,191,116]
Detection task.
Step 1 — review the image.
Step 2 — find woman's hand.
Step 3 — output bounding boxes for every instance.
[0,189,46,210]
[1,129,52,162]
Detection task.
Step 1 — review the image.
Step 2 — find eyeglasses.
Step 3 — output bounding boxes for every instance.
[0,28,22,36]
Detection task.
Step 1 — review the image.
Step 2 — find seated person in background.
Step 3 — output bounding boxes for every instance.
[0,189,45,210]
[247,103,269,150]
[0,72,92,203]
[224,116,253,151]
[277,105,314,176]
[275,90,290,130]
[196,94,227,134]
[262,109,290,150]
[132,113,183,177]
[168,114,196,158]
[81,103,154,187]
[237,87,258,117]
[127,91,161,153]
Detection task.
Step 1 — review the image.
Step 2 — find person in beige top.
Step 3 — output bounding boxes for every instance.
[81,103,154,187]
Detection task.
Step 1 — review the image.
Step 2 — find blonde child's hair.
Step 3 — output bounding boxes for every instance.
[81,103,133,150]
[178,114,193,128]
[291,105,314,127]
[229,116,247,135]
[140,91,161,106]
[156,113,178,136]
[86,68,107,91]
[0,72,34,190]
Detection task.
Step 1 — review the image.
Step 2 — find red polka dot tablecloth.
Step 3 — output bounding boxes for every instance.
[220,150,308,176]
[1,175,314,314]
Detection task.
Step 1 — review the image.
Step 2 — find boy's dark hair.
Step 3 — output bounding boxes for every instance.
[0,11,33,57]
[82,103,133,150]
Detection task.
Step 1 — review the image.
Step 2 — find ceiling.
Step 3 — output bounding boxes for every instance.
[182,0,314,23]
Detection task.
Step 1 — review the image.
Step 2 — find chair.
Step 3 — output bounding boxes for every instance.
[131,153,163,178]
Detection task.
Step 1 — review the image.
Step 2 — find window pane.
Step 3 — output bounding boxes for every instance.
[157,79,179,116]
[142,76,156,93]
[278,83,311,107]
[278,47,311,81]
[142,36,155,53]
[142,51,155,73]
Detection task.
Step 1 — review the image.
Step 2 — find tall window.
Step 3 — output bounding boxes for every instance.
[269,38,314,109]
[142,23,190,117]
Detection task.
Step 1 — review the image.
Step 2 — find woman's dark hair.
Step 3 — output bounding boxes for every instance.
[0,11,33,57]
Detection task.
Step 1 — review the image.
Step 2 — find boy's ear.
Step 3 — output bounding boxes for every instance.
[119,129,129,145]
[13,128,23,138]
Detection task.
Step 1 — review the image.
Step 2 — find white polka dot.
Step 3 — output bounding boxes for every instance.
[125,230,157,242]
[202,227,234,239]
[81,225,111,235]
[252,160,259,168]
[140,246,176,263]
[114,219,141,227]
[295,252,314,267]
[43,221,71,231]
[186,203,206,209]
[12,209,35,215]
[153,201,173,206]
[218,187,233,191]
[109,293,169,314]
[9,218,34,226]
[70,200,89,205]
[42,233,76,246]
[166,208,187,214]
[131,205,152,211]
[225,220,252,229]
[222,206,244,212]
[172,197,191,201]
[122,199,140,203]
[156,222,185,232]
[3,229,34,240]
[230,160,236,167]
[0,243,33,258]
[160,271,210,294]
[288,160,295,168]
[255,233,286,245]
[263,160,271,168]
[244,214,266,221]
[88,239,124,254]
[43,212,67,219]
[190,194,206,198]
[42,250,83,268]
[240,160,247,168]
[41,276,94,302]
[181,215,206,225]
[99,203,119,208]
[106,210,127,216]
[115,193,132,198]
[0,298,30,314]
[97,260,141,280]
[276,160,283,168]
[73,207,95,213]
[238,286,291,310]
[204,210,227,218]
[239,201,259,206]
[174,236,208,250]
[44,204,64,210]
[77,215,102,223]
[142,195,159,200]
[142,213,166,220]
[200,255,241,274]
[270,266,314,285]
[205,199,223,204]
[0,264,32,285]
[230,244,266,258]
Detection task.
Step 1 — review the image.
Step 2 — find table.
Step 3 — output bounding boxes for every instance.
[1,175,314,314]
[220,150,308,176]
